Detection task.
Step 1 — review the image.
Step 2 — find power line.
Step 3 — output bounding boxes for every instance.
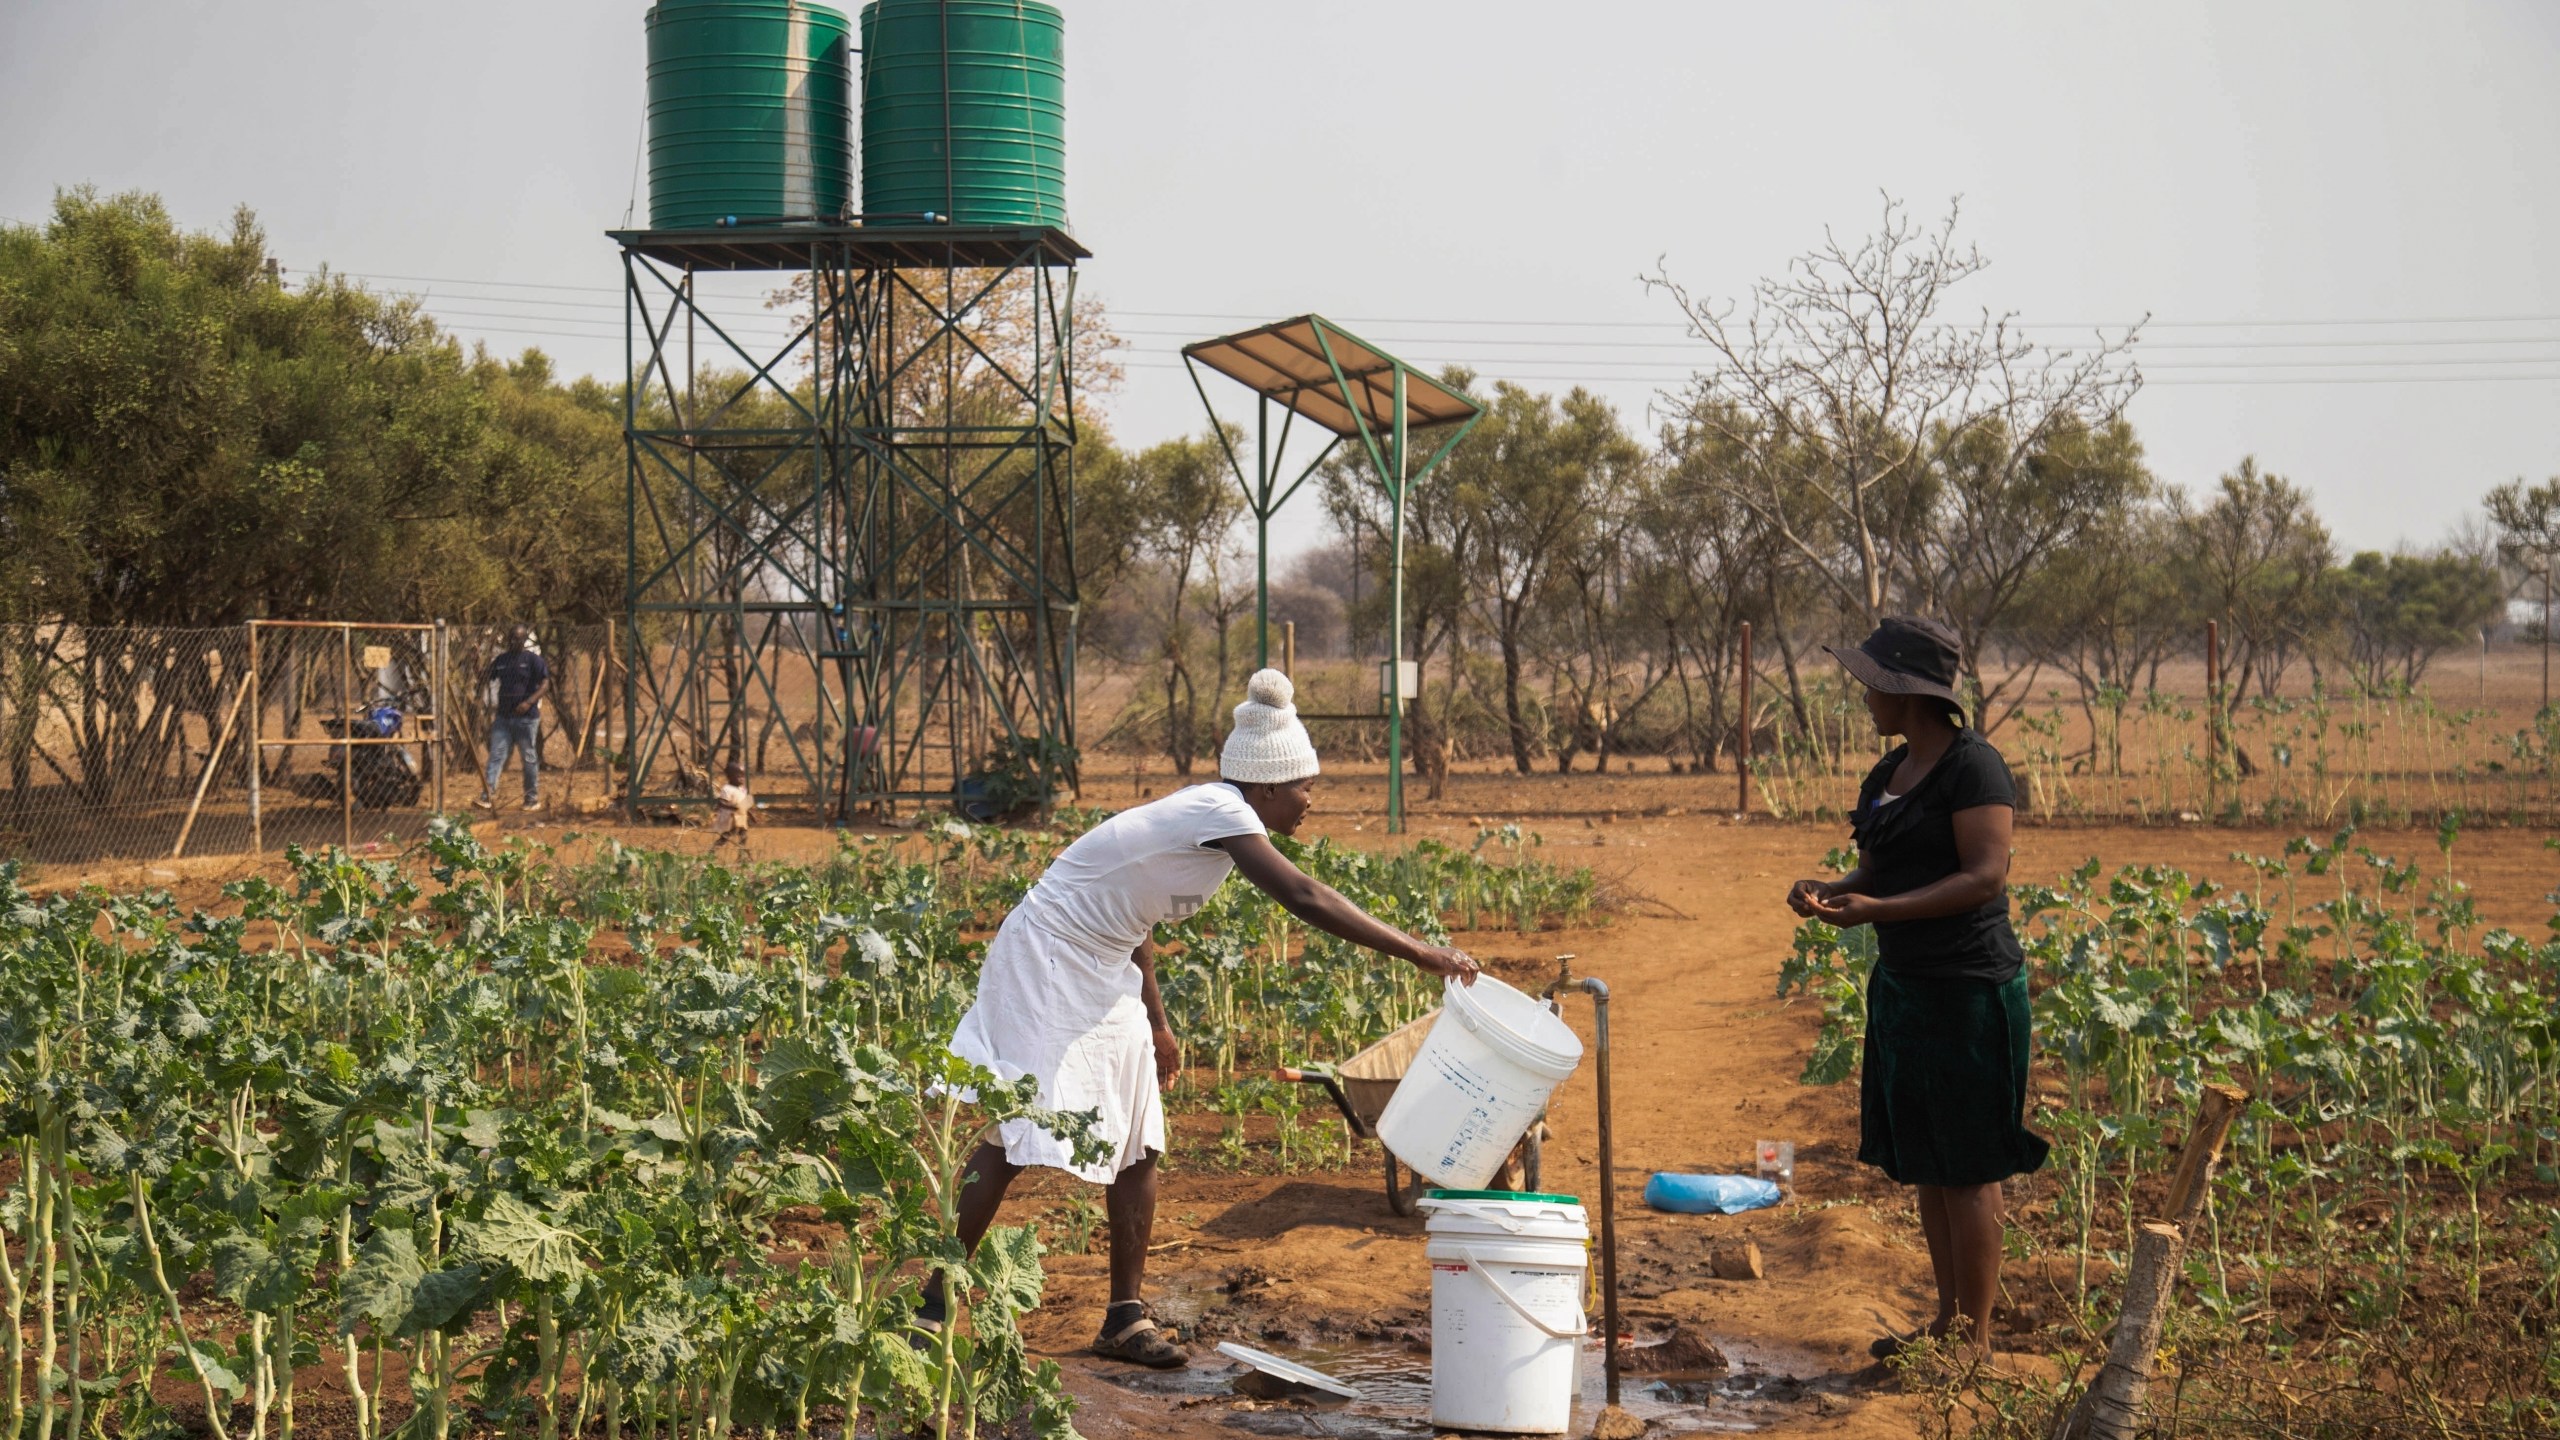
[406,299,2560,367]
[289,266,2560,336]
[1115,356,2560,387]
[358,264,2560,389]
[383,290,2560,353]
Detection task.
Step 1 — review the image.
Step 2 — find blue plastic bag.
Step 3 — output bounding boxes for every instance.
[1643,1172,1782,1215]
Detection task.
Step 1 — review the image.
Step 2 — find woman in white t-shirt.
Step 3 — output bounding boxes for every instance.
[924,669,1480,1368]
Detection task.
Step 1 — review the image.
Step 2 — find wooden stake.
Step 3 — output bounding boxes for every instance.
[340,627,355,851]
[247,623,264,855]
[1736,622,1753,816]
[2054,1084,2247,1440]
[2204,618,2222,781]
[2160,1083,2247,1232]
[2053,1223,2183,1440]
[171,678,251,859]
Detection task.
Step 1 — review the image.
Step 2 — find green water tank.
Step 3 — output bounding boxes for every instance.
[646,1,853,229]
[858,0,1067,229]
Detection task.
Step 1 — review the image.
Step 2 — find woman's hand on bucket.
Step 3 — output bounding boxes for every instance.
[1412,944,1481,986]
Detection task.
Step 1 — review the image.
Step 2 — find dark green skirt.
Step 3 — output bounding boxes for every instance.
[1858,967,2051,1187]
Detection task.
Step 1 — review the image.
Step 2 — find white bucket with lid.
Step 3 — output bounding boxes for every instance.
[1378,974,1582,1190]
[1420,1191,1589,1434]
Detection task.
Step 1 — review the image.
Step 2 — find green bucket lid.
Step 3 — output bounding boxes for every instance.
[1424,1188,1580,1205]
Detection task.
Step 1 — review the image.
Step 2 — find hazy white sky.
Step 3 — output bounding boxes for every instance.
[5,1,2555,562]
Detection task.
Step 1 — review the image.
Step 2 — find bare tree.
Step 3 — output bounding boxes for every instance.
[1135,432,1243,775]
[1644,194,2142,651]
[2485,475,2560,711]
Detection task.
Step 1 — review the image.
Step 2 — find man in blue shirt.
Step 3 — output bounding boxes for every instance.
[474,626,550,814]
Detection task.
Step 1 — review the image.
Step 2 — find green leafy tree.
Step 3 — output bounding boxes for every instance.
[1457,383,1643,773]
[2173,458,2335,705]
[1922,415,2155,731]
[2327,549,2506,692]
[0,188,627,629]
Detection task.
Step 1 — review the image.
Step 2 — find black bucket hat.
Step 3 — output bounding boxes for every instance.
[1825,616,1967,721]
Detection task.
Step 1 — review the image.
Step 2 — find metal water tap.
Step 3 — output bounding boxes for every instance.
[1542,953,1622,1407]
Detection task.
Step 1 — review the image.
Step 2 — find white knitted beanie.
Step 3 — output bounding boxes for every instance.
[1221,669,1320,784]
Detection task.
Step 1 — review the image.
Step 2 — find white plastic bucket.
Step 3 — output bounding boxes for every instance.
[1378,974,1583,1190]
[1420,1192,1589,1434]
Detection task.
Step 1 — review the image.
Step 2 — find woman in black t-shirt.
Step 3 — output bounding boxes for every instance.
[1785,616,2049,1361]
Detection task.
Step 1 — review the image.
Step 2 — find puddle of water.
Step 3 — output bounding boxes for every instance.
[1109,1338,1774,1437]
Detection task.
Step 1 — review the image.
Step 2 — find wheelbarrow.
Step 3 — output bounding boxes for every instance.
[1278,1006,1547,1216]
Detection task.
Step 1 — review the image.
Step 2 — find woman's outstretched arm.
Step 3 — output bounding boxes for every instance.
[1215,833,1480,984]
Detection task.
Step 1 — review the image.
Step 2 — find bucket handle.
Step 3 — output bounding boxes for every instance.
[1451,1248,1588,1341]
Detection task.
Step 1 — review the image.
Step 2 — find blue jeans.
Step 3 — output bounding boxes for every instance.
[484,715,540,802]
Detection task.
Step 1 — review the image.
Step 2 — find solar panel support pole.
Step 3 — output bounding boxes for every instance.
[1386,366,1408,833]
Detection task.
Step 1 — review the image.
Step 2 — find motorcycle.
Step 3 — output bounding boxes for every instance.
[293,691,427,808]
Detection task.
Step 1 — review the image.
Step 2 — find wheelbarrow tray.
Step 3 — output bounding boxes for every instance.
[1335,1008,1440,1133]
[1281,1005,1546,1214]
[1279,1007,1439,1139]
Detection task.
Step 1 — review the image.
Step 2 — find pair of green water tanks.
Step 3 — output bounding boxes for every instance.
[644,0,1066,231]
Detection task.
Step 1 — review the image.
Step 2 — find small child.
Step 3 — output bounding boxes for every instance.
[712,762,753,854]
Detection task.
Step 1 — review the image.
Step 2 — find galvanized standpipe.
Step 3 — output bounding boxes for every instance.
[1545,958,1621,1407]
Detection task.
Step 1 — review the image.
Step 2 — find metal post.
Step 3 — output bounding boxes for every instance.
[1256,395,1271,670]
[1546,964,1620,1408]
[1386,368,1408,834]
[432,619,448,815]
[340,626,355,851]
[2205,618,2221,753]
[1736,621,1753,816]
[247,621,263,856]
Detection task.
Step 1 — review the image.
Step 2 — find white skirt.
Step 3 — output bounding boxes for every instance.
[948,912,1167,1184]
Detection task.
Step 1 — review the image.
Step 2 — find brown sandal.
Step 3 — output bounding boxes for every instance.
[1094,1308,1186,1369]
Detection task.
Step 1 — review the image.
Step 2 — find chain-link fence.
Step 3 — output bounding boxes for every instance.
[0,622,623,879]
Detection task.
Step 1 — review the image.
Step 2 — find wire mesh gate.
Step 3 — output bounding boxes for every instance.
[243,622,448,853]
[0,622,622,875]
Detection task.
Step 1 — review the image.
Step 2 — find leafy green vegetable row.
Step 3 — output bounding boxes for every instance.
[0,811,1598,1440]
[1778,824,2560,1430]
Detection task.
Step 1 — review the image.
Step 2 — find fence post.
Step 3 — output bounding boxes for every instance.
[340,625,355,851]
[1736,622,1753,817]
[1282,620,1296,678]
[433,620,448,816]
[172,673,250,860]
[2204,618,2221,810]
[247,622,263,856]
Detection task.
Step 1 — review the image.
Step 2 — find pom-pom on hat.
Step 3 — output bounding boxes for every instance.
[1221,669,1320,784]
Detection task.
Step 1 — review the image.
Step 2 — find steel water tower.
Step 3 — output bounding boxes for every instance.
[615,0,1083,819]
